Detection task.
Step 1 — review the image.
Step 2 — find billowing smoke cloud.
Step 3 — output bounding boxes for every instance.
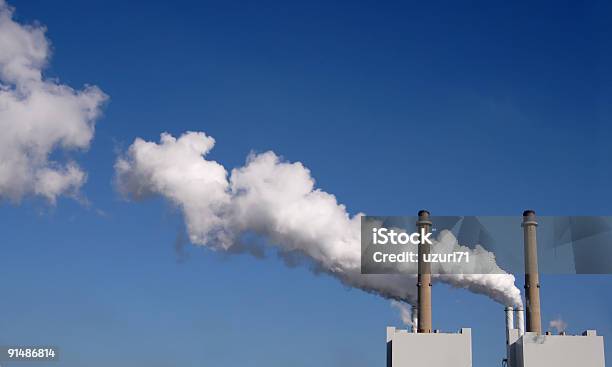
[115,132,522,308]
[0,0,107,203]
[390,300,413,327]
[549,317,568,333]
[433,231,522,306]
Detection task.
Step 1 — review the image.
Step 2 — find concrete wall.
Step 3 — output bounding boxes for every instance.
[386,327,472,367]
[509,330,605,367]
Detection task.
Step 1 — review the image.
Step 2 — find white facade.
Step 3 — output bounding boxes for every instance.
[507,329,605,367]
[386,327,472,367]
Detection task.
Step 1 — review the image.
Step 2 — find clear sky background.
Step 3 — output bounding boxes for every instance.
[1,1,611,366]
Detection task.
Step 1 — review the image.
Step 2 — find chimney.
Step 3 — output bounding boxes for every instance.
[515,306,525,336]
[522,210,542,334]
[417,210,432,333]
[505,306,514,344]
[411,305,418,333]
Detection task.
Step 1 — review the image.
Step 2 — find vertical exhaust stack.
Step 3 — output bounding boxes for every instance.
[505,306,514,343]
[522,210,542,334]
[417,210,432,333]
[505,306,515,367]
[516,306,525,336]
[411,305,418,333]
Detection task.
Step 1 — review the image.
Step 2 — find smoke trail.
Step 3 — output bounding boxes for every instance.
[390,300,413,327]
[115,132,522,307]
[549,317,568,333]
[433,230,522,306]
[0,0,107,202]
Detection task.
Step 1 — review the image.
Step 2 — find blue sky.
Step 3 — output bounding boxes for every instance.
[2,1,611,366]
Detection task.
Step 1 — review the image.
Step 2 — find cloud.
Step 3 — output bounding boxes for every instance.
[115,131,522,307]
[0,0,107,203]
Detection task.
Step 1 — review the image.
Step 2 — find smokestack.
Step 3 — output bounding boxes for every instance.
[417,210,432,333]
[411,305,418,333]
[505,306,514,343]
[516,306,525,336]
[505,306,515,367]
[522,210,542,334]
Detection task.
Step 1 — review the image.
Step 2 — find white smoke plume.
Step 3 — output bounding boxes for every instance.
[549,317,568,333]
[390,300,413,327]
[115,132,522,307]
[432,231,523,306]
[0,0,107,203]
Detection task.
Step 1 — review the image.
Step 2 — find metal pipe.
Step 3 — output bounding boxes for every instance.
[522,210,542,334]
[505,306,514,343]
[505,306,515,367]
[516,306,525,336]
[417,210,432,333]
[411,305,418,333]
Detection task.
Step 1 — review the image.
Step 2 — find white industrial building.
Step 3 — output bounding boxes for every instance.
[384,211,473,367]
[386,327,472,367]
[506,328,605,367]
[385,211,606,367]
